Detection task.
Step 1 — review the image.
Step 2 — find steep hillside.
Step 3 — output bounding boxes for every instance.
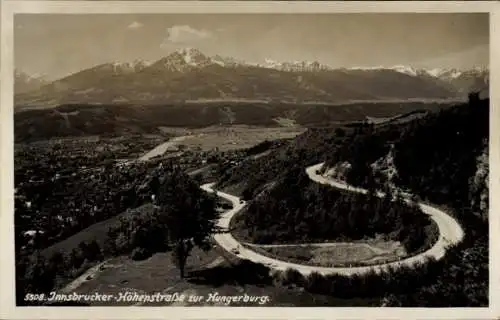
[441,68,489,94]
[321,95,489,218]
[469,143,488,221]
[214,104,448,197]
[215,96,489,216]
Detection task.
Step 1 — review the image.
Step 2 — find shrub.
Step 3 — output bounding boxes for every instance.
[130,247,151,261]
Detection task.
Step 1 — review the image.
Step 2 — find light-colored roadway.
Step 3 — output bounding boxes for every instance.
[139,135,195,161]
[200,162,464,276]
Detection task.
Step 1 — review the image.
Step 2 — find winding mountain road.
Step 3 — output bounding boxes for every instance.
[201,162,464,276]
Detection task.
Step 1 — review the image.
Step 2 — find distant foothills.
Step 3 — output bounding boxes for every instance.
[14,48,489,107]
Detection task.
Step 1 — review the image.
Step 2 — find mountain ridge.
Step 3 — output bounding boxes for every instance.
[15,48,489,107]
[14,70,50,94]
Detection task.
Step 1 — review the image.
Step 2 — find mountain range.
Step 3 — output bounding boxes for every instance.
[15,71,49,94]
[15,48,489,107]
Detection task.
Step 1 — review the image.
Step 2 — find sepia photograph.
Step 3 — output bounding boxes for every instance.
[1,1,498,319]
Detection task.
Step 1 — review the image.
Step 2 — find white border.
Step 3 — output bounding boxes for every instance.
[1,2,499,319]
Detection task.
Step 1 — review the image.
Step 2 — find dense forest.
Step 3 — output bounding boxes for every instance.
[232,166,437,255]
[323,94,489,222]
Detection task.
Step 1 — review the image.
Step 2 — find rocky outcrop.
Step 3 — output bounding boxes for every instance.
[469,141,489,221]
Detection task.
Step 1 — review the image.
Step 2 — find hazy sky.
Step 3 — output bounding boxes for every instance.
[15,13,489,80]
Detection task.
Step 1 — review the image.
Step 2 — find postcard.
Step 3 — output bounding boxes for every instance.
[1,1,498,319]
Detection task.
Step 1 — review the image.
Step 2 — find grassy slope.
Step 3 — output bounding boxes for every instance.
[41,204,154,259]
[70,252,378,307]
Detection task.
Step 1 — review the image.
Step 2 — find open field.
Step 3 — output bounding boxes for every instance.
[245,240,407,268]
[158,125,305,152]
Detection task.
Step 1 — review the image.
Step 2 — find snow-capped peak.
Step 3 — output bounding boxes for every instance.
[258,58,329,71]
[131,59,152,68]
[390,65,419,77]
[212,54,244,67]
[14,69,49,94]
[343,65,422,76]
[424,68,462,79]
[344,65,489,80]
[114,60,151,69]
[351,65,428,77]
[15,69,48,82]
[152,48,213,71]
[97,60,152,74]
[426,68,445,78]
[174,47,208,66]
[261,58,282,69]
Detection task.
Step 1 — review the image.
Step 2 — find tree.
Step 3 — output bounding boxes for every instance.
[192,173,203,185]
[241,188,254,201]
[48,251,65,274]
[157,169,218,278]
[334,128,346,138]
[85,240,103,262]
[468,91,480,104]
[24,253,56,296]
[69,247,84,269]
[381,293,403,307]
[171,238,194,278]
